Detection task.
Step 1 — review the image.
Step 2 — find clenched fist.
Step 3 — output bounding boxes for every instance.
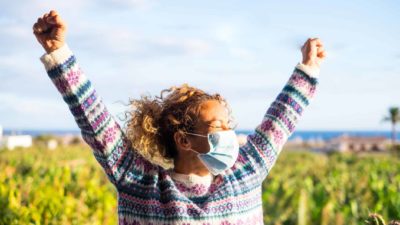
[301,38,326,68]
[33,10,67,53]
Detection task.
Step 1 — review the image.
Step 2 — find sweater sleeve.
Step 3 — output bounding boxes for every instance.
[232,64,319,185]
[40,44,143,187]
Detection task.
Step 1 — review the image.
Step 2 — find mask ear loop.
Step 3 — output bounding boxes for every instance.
[184,132,208,138]
[186,148,201,155]
[183,132,209,155]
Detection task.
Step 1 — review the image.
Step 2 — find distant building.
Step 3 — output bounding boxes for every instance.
[323,135,391,152]
[60,134,84,145]
[47,139,58,150]
[2,135,33,150]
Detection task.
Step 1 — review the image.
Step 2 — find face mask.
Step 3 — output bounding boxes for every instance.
[185,130,240,175]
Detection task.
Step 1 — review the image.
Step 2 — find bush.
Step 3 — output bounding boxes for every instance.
[0,147,399,224]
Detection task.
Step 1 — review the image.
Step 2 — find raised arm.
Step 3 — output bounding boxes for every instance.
[33,10,149,187]
[233,38,326,184]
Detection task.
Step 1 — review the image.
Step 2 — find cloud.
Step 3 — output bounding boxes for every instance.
[0,52,44,80]
[150,37,211,56]
[0,1,90,20]
[0,25,30,39]
[0,93,66,116]
[0,22,37,54]
[98,0,158,10]
[71,25,143,55]
[69,24,213,58]
[0,92,78,129]
[215,24,236,44]
[229,47,254,60]
[0,0,155,25]
[213,23,255,60]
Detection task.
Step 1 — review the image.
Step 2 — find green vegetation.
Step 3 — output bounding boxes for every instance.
[0,145,117,225]
[366,213,400,225]
[383,106,400,145]
[0,146,399,225]
[263,151,400,225]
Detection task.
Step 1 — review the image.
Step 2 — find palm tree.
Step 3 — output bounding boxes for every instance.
[383,107,400,145]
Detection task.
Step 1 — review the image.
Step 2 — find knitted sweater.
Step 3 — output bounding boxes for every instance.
[40,44,319,225]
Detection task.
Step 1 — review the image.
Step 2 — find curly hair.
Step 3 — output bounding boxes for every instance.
[124,84,232,169]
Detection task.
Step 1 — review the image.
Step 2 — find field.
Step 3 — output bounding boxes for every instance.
[0,145,399,225]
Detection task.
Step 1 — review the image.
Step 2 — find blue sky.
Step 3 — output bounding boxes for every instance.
[0,0,399,131]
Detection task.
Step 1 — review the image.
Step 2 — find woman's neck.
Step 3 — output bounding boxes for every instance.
[173,154,210,177]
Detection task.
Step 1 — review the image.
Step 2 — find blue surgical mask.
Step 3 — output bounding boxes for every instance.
[185,130,240,175]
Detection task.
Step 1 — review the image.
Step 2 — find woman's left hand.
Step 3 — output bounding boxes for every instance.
[301,38,326,68]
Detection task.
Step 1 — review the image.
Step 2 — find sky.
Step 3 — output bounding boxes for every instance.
[0,0,399,131]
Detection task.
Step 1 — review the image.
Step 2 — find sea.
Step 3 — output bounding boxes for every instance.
[2,129,399,141]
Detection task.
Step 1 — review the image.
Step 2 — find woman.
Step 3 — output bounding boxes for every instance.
[33,10,326,225]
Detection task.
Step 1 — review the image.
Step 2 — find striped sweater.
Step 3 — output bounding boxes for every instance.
[40,44,319,225]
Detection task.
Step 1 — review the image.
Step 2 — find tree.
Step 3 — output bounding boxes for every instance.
[383,107,400,145]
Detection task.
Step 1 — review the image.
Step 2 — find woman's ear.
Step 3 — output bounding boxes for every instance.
[174,132,191,151]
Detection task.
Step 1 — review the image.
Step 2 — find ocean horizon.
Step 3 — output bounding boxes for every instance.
[2,129,399,141]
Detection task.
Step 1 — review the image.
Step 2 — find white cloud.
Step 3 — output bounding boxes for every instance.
[183,39,211,55]
[65,19,212,57]
[34,1,90,14]
[213,23,255,60]
[94,28,142,54]
[215,24,236,44]
[229,47,254,60]
[152,37,211,56]
[0,53,43,79]
[1,25,30,39]
[0,93,65,116]
[0,1,90,20]
[100,0,157,10]
[0,92,79,129]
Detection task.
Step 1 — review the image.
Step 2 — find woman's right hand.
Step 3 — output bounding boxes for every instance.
[33,10,67,54]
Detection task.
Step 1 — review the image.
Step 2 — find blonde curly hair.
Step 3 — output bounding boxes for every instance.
[124,84,232,169]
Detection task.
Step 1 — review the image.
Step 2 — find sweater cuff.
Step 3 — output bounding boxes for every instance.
[295,63,320,78]
[40,44,73,71]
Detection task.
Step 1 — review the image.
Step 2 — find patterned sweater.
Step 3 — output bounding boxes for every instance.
[40,44,319,225]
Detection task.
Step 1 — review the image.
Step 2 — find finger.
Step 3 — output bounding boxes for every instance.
[302,38,311,50]
[311,38,323,47]
[49,10,58,17]
[42,13,51,24]
[310,39,324,56]
[317,46,325,54]
[34,18,48,33]
[53,26,66,40]
[301,43,306,51]
[33,22,46,34]
[40,17,50,33]
[308,41,318,53]
[54,15,66,29]
[33,18,41,33]
[317,50,327,59]
[33,26,43,35]
[47,14,66,30]
[304,38,312,47]
[46,10,58,22]
[33,22,40,33]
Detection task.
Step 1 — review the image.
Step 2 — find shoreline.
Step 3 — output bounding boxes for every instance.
[2,129,399,141]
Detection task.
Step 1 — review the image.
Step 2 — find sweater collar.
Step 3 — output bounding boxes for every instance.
[169,170,214,185]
